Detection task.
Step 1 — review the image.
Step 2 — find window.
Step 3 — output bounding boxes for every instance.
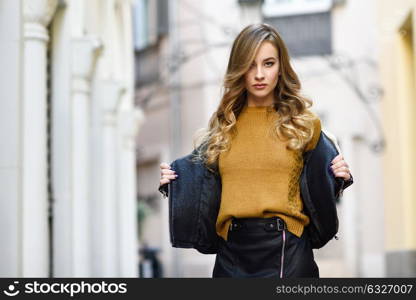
[262,0,333,57]
[133,0,169,87]
[133,0,168,51]
[265,12,332,57]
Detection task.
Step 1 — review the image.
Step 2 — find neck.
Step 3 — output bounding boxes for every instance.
[246,93,274,107]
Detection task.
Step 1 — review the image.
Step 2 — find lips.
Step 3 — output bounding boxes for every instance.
[253,84,267,89]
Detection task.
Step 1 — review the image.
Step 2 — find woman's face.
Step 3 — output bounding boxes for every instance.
[244,41,280,102]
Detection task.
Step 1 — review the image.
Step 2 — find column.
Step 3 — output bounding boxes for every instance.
[70,37,102,276]
[22,0,58,277]
[95,81,125,276]
[117,109,145,276]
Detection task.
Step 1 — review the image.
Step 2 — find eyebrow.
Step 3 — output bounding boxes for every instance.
[252,57,277,63]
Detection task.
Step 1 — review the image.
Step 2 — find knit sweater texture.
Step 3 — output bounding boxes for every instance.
[216,104,321,241]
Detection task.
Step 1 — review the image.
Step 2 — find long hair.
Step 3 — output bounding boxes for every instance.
[191,23,318,173]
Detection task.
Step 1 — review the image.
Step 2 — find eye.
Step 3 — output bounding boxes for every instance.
[265,61,275,67]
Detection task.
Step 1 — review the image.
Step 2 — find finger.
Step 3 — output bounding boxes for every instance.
[160,178,170,185]
[333,171,346,179]
[340,166,349,172]
[160,174,178,184]
[332,159,348,168]
[336,168,350,176]
[331,154,343,164]
[161,169,176,175]
[331,154,340,164]
[332,166,349,174]
[161,173,178,180]
[333,171,350,180]
[160,162,171,169]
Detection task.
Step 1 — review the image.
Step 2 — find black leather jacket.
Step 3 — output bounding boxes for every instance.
[159,130,353,254]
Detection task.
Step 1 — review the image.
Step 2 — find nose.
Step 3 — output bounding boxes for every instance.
[255,66,265,80]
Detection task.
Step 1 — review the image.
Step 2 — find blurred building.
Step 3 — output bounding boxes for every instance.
[0,0,142,277]
[377,0,416,277]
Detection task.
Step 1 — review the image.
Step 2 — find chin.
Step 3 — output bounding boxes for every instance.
[250,90,272,98]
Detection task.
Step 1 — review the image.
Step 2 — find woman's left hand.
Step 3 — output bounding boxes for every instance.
[330,154,351,181]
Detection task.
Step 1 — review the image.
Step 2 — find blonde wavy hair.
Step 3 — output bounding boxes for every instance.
[191,23,317,173]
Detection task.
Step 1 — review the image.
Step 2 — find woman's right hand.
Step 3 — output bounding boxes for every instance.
[159,162,178,187]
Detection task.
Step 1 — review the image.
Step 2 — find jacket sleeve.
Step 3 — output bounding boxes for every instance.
[322,128,354,196]
[340,173,353,193]
[336,174,353,198]
[343,174,353,189]
[157,147,203,199]
[158,183,169,198]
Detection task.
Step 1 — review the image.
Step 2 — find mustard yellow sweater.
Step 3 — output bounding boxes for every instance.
[216,104,321,241]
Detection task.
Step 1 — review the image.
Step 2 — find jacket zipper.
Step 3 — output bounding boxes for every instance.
[280,229,286,278]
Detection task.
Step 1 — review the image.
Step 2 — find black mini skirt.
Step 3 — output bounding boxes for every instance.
[212,216,319,278]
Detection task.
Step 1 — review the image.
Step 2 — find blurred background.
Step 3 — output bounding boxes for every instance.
[0,0,415,278]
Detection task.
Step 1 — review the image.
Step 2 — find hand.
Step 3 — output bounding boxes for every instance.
[330,154,351,181]
[159,162,178,186]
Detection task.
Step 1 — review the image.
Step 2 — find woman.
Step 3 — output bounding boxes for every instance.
[159,23,352,278]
